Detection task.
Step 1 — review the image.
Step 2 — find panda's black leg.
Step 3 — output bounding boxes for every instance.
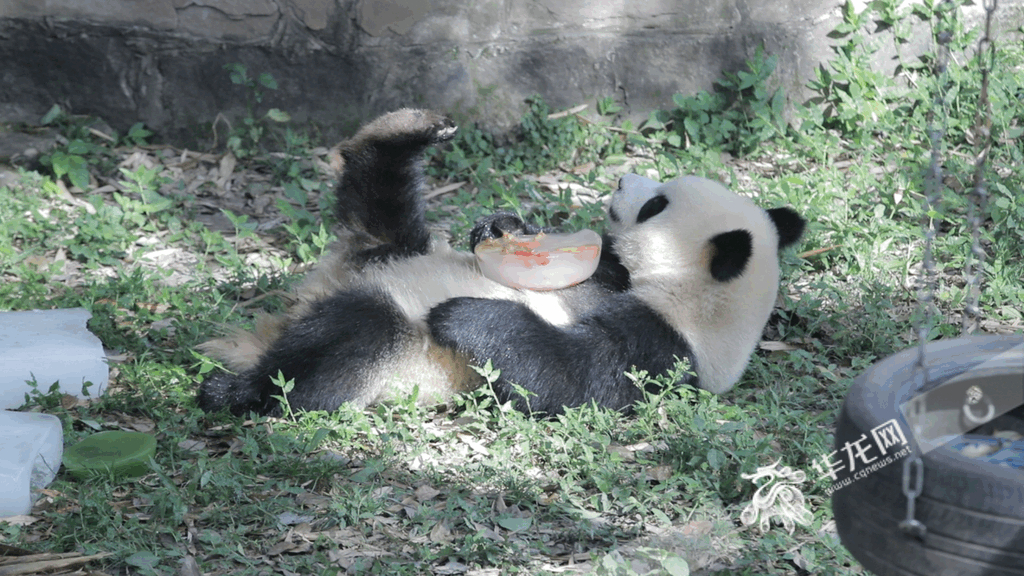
[199,287,411,416]
[196,370,267,416]
[332,110,457,263]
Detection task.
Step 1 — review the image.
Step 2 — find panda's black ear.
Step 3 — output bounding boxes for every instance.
[709,230,753,282]
[767,207,806,250]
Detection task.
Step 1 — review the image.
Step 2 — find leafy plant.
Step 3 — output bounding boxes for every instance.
[220,63,292,158]
[644,45,787,155]
[121,122,153,147]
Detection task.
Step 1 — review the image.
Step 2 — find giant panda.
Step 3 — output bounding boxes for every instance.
[197,108,805,417]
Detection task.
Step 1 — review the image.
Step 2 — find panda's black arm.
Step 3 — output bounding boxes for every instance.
[427,295,694,415]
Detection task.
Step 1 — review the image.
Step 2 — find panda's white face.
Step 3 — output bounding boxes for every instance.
[609,175,778,281]
[607,174,785,393]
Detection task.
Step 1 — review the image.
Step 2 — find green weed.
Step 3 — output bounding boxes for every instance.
[220,64,293,159]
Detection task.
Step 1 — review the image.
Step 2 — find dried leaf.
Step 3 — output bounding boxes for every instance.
[265,540,298,556]
[218,153,236,184]
[679,520,714,536]
[429,521,453,543]
[177,439,206,452]
[496,515,532,532]
[0,552,112,574]
[758,341,802,352]
[295,493,332,509]
[646,465,673,483]
[606,444,636,462]
[458,434,490,456]
[179,555,203,576]
[118,414,155,433]
[414,484,441,502]
[0,515,38,527]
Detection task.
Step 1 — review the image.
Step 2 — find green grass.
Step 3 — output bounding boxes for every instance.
[1,2,1023,574]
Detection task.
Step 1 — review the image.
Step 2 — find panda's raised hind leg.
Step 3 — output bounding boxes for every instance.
[199,286,414,416]
[331,109,457,263]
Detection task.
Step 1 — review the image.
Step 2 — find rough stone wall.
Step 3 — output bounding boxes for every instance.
[1,0,1021,143]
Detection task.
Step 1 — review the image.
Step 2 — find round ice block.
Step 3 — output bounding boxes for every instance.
[475,229,602,291]
[63,431,156,480]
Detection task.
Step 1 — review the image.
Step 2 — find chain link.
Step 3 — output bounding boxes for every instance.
[916,0,955,375]
[904,0,999,542]
[962,0,998,334]
[899,456,927,539]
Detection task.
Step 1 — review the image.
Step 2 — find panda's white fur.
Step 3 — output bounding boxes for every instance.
[306,238,583,406]
[197,109,804,417]
[610,174,783,393]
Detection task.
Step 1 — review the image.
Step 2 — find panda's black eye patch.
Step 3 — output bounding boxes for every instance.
[636,195,669,224]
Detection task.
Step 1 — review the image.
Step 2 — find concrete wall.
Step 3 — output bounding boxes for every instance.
[1,0,1021,143]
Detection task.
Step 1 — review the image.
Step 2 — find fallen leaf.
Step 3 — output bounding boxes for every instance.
[679,520,714,536]
[429,521,453,543]
[414,484,441,502]
[758,341,802,352]
[179,555,202,576]
[646,465,673,483]
[265,540,298,556]
[177,439,206,452]
[606,444,636,462]
[218,152,236,189]
[295,492,332,509]
[497,515,532,532]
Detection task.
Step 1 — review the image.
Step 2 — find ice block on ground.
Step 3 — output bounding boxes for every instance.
[0,410,63,517]
[0,308,108,409]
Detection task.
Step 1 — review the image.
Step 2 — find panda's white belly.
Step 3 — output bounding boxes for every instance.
[356,243,575,328]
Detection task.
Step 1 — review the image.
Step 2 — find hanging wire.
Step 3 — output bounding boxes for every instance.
[961,0,998,334]
[915,0,955,375]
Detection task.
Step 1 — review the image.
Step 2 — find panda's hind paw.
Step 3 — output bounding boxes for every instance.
[429,117,458,143]
[359,109,457,147]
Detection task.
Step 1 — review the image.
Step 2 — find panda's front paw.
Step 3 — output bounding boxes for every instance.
[469,211,544,250]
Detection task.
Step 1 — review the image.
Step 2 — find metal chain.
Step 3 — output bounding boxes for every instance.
[962,0,998,334]
[915,0,955,376]
[899,456,927,539]
[903,0,999,541]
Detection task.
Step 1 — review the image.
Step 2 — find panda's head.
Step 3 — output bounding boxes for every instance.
[607,174,805,393]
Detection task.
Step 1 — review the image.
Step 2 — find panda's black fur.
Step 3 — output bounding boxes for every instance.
[197,109,805,417]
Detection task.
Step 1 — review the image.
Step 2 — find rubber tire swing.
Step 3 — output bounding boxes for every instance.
[832,335,1024,576]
